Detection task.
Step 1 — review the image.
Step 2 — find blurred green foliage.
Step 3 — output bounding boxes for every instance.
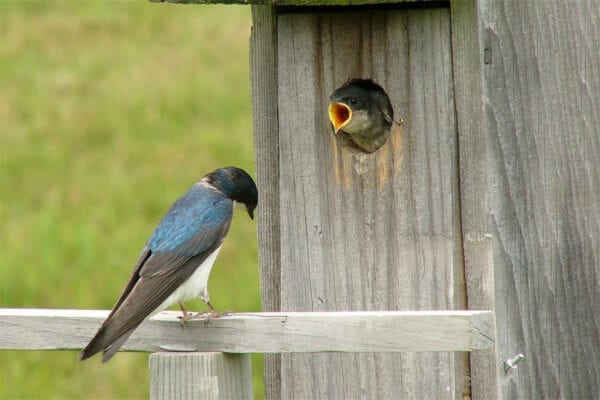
[0,1,262,398]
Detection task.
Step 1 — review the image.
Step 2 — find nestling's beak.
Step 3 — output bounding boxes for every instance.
[328,102,352,133]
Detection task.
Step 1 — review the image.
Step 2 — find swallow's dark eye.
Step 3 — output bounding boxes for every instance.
[349,97,358,105]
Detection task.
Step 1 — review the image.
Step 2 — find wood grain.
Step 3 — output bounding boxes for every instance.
[251,5,280,315]
[478,0,600,398]
[276,8,460,399]
[0,308,493,353]
[450,1,500,399]
[250,7,282,398]
[149,353,253,400]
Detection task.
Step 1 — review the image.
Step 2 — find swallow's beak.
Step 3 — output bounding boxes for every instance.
[328,102,352,133]
[248,208,254,220]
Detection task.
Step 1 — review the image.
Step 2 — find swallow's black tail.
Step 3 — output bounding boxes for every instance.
[101,329,135,362]
[79,328,107,361]
[79,324,137,363]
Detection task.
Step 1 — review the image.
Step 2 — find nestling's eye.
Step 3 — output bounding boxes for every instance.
[349,97,358,105]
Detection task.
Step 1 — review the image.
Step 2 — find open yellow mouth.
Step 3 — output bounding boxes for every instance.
[328,102,352,133]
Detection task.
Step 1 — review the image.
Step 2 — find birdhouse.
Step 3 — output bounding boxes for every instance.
[252,4,475,398]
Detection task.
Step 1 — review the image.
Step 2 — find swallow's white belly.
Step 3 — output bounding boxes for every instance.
[152,245,222,315]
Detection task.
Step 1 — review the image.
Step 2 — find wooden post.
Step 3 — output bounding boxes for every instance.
[149,352,253,400]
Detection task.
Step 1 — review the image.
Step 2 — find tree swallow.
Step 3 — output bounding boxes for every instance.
[79,166,258,363]
[328,79,394,153]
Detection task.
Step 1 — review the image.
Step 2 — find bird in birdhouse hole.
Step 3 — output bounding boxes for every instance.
[328,79,394,153]
[79,167,257,363]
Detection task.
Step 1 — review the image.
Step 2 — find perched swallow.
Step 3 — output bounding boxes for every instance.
[328,79,394,153]
[79,166,258,363]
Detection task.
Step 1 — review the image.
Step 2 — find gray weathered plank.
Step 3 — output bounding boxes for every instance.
[450,1,500,399]
[250,6,282,398]
[276,8,460,399]
[0,308,494,353]
[478,0,600,398]
[149,352,253,400]
[251,5,280,316]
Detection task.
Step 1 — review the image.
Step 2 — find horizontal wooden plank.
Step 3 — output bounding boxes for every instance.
[150,0,440,6]
[0,308,493,353]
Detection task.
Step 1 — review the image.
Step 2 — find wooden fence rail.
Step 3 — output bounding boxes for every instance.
[0,308,495,399]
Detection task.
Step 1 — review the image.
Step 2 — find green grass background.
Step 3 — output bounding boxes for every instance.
[0,2,262,398]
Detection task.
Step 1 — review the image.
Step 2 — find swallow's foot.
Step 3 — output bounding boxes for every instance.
[190,311,210,320]
[177,303,193,327]
[209,309,233,319]
[204,301,233,319]
[199,310,231,327]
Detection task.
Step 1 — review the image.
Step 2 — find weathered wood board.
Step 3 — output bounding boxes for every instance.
[250,6,282,398]
[0,308,493,353]
[273,7,462,399]
[450,1,500,399]
[477,0,600,398]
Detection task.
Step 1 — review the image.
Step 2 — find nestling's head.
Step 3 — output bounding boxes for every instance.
[328,79,394,153]
[328,79,391,133]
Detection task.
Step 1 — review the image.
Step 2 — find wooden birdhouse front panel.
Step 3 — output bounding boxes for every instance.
[274,8,465,399]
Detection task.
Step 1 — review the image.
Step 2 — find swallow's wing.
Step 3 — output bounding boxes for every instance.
[100,246,152,322]
[101,214,232,336]
[372,90,394,125]
[79,184,233,362]
[140,186,233,277]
